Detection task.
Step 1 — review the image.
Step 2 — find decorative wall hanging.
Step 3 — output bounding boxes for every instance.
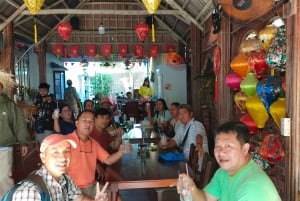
[86,44,97,58]
[23,0,45,43]
[234,91,247,113]
[212,4,222,34]
[269,97,286,128]
[240,113,258,134]
[226,72,242,91]
[101,44,112,58]
[149,45,159,58]
[246,94,269,128]
[213,46,221,102]
[118,44,128,57]
[53,43,64,57]
[69,45,79,58]
[256,76,282,112]
[259,134,284,164]
[248,50,269,79]
[230,53,250,78]
[134,44,144,58]
[240,72,258,97]
[135,22,149,42]
[258,25,278,52]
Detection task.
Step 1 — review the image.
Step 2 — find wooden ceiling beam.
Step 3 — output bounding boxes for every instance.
[21,9,180,16]
[0,3,27,31]
[196,0,213,21]
[4,0,19,8]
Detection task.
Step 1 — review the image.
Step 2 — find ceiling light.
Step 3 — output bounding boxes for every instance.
[98,23,105,35]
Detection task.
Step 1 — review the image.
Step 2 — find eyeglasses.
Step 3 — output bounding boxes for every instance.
[78,137,92,153]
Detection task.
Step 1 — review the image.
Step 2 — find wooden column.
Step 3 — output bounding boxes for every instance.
[216,18,231,124]
[38,41,46,83]
[286,1,300,200]
[0,22,14,73]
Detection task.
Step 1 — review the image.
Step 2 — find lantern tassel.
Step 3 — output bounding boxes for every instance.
[152,15,155,42]
[270,68,275,76]
[214,77,218,102]
[34,17,37,44]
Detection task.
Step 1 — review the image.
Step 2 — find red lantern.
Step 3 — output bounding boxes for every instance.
[166,44,175,52]
[33,47,40,54]
[87,44,97,58]
[102,44,112,58]
[166,52,185,65]
[53,44,64,57]
[149,45,159,58]
[240,113,258,134]
[118,44,128,57]
[69,45,79,58]
[57,21,73,41]
[248,50,269,79]
[135,22,149,42]
[134,44,144,58]
[226,72,242,91]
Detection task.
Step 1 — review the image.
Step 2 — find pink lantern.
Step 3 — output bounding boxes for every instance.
[240,113,258,134]
[225,72,242,91]
[57,22,73,41]
[248,50,269,79]
[240,72,258,97]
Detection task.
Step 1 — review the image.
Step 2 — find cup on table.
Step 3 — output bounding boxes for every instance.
[54,108,60,118]
[160,134,167,149]
[179,175,193,201]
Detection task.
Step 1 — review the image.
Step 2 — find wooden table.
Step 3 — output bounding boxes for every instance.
[105,144,187,201]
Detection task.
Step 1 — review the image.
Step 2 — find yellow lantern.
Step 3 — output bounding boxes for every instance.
[258,25,278,52]
[23,0,45,43]
[269,98,286,128]
[142,0,161,43]
[246,94,269,128]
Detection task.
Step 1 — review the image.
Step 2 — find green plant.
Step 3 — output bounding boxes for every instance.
[90,73,112,98]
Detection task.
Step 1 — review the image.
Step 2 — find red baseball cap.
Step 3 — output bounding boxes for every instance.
[40,134,77,153]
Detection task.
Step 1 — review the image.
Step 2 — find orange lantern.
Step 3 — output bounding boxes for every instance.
[118,44,128,57]
[149,45,159,58]
[53,44,64,57]
[57,22,73,41]
[258,25,278,52]
[69,45,79,58]
[166,52,185,66]
[246,94,269,128]
[234,91,248,113]
[269,97,286,128]
[135,22,149,42]
[102,44,112,58]
[230,53,250,78]
[87,44,97,58]
[240,113,258,134]
[259,134,284,164]
[134,44,144,58]
[240,72,258,97]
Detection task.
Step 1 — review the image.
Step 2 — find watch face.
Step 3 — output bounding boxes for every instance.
[233,0,251,10]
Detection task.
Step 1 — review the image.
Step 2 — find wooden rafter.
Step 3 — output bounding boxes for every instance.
[0,3,26,31]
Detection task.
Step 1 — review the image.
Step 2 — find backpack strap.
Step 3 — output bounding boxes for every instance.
[27,173,50,201]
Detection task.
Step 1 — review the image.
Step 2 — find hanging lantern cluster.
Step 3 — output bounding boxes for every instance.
[23,0,45,43]
[224,17,287,133]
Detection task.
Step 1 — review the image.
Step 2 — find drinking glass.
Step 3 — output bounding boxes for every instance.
[179,175,192,201]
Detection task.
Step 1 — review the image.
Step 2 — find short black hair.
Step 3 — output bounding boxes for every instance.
[95,107,111,118]
[215,121,250,145]
[170,102,180,108]
[83,99,94,108]
[177,104,193,113]
[76,110,94,120]
[156,98,168,110]
[39,82,50,89]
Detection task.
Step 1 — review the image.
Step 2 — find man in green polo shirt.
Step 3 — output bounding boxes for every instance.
[177,121,281,201]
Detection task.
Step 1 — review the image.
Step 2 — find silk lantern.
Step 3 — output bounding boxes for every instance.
[166,52,185,66]
[240,72,258,97]
[149,45,159,58]
[258,24,278,52]
[87,44,97,57]
[134,44,144,58]
[53,44,64,57]
[24,0,45,43]
[240,113,258,134]
[248,50,269,79]
[269,98,286,128]
[135,22,149,42]
[102,44,112,58]
[256,76,282,112]
[246,94,269,128]
[239,38,262,56]
[259,134,284,164]
[234,91,248,113]
[142,0,161,14]
[57,22,73,41]
[226,72,242,91]
[118,44,128,57]
[166,44,175,52]
[266,25,287,72]
[230,53,250,78]
[69,45,79,58]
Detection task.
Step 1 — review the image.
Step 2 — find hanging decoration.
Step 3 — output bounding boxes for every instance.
[240,72,258,97]
[33,47,41,54]
[234,91,248,113]
[230,53,250,78]
[246,94,269,128]
[266,24,287,72]
[213,46,221,102]
[256,76,282,112]
[166,44,175,52]
[53,44,64,57]
[135,22,149,42]
[118,44,128,57]
[259,134,285,164]
[212,4,222,34]
[225,72,242,91]
[269,97,286,128]
[134,44,144,58]
[149,45,159,58]
[239,38,262,56]
[240,113,258,134]
[258,24,278,52]
[165,52,185,66]
[248,50,269,79]
[57,22,73,41]
[101,44,112,58]
[86,44,97,58]
[69,45,79,58]
[23,0,45,43]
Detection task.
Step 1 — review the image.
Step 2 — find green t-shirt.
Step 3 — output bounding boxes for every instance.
[204,160,282,201]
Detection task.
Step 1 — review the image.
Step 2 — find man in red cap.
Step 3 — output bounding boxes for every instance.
[9,134,107,201]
